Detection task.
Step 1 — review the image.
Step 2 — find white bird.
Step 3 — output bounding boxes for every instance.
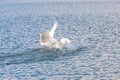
[38,22,71,49]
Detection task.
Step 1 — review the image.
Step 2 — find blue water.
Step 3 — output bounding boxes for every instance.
[0,1,120,80]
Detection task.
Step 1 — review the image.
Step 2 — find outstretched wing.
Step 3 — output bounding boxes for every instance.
[49,21,57,38]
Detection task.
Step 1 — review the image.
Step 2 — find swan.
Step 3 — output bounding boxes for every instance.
[38,22,71,49]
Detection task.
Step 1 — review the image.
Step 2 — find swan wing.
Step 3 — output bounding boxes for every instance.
[49,22,57,38]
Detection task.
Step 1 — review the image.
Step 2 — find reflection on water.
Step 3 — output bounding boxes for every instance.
[0,47,87,65]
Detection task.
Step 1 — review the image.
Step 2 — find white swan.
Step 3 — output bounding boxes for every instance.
[38,22,71,49]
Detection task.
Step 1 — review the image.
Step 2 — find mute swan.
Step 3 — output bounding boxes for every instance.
[38,22,71,49]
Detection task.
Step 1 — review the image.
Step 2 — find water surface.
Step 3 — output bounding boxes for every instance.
[0,1,120,80]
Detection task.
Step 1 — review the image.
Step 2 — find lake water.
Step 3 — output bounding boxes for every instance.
[0,1,120,80]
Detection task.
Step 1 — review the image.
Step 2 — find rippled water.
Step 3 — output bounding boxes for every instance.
[0,1,120,80]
